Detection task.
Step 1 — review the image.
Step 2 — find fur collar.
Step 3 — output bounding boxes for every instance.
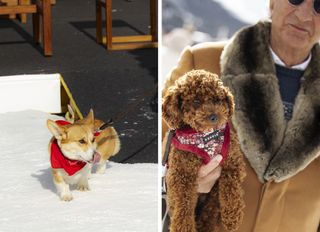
[221,21,320,183]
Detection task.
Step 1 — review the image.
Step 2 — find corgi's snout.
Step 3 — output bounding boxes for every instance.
[80,146,96,162]
[85,152,101,164]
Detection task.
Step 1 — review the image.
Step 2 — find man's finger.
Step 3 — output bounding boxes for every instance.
[198,155,223,178]
[197,166,222,193]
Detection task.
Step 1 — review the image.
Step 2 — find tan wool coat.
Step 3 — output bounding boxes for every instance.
[162,22,320,232]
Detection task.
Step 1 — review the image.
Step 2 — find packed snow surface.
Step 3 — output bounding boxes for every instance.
[0,111,157,232]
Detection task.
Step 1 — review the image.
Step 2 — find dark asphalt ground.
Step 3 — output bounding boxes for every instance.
[0,0,158,163]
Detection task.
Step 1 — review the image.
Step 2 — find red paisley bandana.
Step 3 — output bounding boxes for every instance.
[171,123,230,165]
[50,139,87,176]
[50,120,100,176]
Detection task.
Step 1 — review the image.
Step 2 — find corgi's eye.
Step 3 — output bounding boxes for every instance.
[79,139,86,144]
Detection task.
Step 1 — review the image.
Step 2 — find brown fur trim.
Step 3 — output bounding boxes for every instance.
[221,21,320,182]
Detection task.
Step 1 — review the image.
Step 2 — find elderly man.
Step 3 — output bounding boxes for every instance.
[162,0,320,231]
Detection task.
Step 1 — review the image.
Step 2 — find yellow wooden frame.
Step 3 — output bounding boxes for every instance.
[59,75,83,119]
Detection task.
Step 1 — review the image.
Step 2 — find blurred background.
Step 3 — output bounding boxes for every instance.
[162,0,269,82]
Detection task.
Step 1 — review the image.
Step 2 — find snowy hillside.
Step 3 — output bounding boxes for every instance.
[212,0,269,24]
[0,111,157,232]
[161,0,269,82]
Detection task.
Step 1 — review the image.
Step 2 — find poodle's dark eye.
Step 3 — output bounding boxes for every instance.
[79,139,86,144]
[209,114,218,122]
[193,99,201,108]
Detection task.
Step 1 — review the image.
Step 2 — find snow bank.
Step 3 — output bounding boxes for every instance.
[0,111,157,232]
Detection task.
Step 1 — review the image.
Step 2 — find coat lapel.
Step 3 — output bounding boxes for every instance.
[221,21,320,182]
[265,46,320,182]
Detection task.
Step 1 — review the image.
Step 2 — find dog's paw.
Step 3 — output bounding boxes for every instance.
[77,185,90,191]
[60,193,73,201]
[96,168,105,174]
[96,164,106,174]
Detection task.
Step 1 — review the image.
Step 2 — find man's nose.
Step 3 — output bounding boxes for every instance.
[295,0,314,22]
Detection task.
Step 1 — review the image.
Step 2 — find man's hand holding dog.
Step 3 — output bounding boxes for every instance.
[197,155,222,193]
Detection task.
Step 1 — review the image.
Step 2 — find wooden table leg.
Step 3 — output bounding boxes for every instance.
[96,0,102,44]
[5,0,18,19]
[105,0,112,50]
[32,11,41,44]
[19,0,30,23]
[42,0,52,56]
[97,0,158,51]
[150,0,157,42]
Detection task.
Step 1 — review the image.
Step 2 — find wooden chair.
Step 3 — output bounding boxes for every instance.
[1,0,32,23]
[0,0,52,56]
[0,0,18,19]
[96,0,158,50]
[19,0,30,23]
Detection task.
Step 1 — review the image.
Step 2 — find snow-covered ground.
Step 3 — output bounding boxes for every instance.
[0,111,157,232]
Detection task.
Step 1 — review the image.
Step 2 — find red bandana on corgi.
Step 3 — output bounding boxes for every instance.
[50,120,100,176]
[171,123,230,165]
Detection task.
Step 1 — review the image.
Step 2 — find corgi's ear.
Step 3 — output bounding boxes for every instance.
[47,119,65,140]
[80,109,94,126]
[65,104,75,124]
[86,109,94,123]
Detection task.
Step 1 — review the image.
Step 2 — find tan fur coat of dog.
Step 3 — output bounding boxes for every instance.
[47,109,120,201]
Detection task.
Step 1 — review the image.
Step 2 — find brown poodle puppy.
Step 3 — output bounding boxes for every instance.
[162,70,246,232]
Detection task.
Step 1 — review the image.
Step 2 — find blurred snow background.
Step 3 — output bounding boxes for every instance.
[162,0,269,82]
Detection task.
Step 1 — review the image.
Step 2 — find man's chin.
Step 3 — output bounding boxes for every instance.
[284,30,310,48]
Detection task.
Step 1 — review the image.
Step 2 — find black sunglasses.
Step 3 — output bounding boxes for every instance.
[288,0,320,15]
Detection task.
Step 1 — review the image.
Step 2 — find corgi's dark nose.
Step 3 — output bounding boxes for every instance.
[209,114,218,122]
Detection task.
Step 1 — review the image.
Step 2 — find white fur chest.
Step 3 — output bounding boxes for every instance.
[56,163,91,185]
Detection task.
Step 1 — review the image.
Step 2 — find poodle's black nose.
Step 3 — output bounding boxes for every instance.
[209,114,218,122]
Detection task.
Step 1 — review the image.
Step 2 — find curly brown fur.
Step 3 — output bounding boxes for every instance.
[163,70,234,131]
[218,131,246,231]
[196,185,221,232]
[167,148,203,232]
[163,70,246,232]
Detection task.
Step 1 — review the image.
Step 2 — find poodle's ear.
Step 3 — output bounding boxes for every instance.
[225,88,235,118]
[162,88,183,129]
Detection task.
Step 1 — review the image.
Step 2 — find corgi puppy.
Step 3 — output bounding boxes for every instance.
[47,109,121,201]
[65,105,121,174]
[47,110,97,201]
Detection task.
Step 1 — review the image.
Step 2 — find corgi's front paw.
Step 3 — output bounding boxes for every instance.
[77,184,90,191]
[96,163,106,174]
[60,193,73,201]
